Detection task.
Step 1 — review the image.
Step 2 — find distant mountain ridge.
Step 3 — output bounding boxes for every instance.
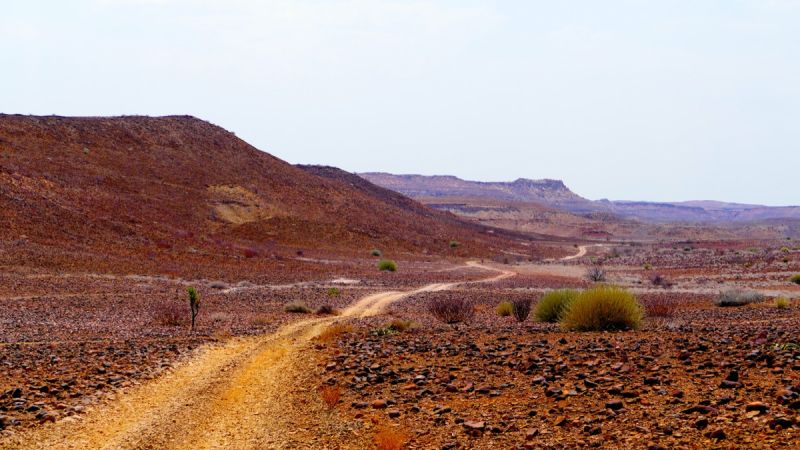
[360,172,800,223]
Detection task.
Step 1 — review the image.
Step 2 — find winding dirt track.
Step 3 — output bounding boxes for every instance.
[560,244,608,261]
[5,262,513,450]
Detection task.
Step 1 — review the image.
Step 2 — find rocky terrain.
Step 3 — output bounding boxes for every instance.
[2,115,799,448]
[306,243,800,449]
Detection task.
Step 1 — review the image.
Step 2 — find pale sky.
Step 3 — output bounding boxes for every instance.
[3,1,799,205]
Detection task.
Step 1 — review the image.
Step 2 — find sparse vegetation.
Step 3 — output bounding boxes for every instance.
[318,385,340,410]
[153,301,184,326]
[387,319,415,332]
[643,263,652,271]
[284,302,312,313]
[374,427,408,450]
[449,240,459,248]
[371,249,382,257]
[496,301,514,317]
[649,273,673,289]
[715,289,766,307]
[315,304,336,315]
[790,274,800,285]
[643,296,676,318]
[429,297,474,324]
[511,298,532,322]
[560,286,643,331]
[775,297,790,310]
[317,323,353,343]
[187,287,200,331]
[586,266,606,282]
[535,289,578,323]
[378,259,398,272]
[327,287,341,297]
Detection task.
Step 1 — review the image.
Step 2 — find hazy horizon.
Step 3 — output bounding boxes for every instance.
[3,1,799,206]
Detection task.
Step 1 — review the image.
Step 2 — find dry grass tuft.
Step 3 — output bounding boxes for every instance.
[775,297,790,310]
[317,323,353,343]
[387,319,415,332]
[152,301,184,326]
[374,427,408,450]
[284,302,312,313]
[643,296,677,318]
[535,289,578,323]
[496,301,514,317]
[561,286,643,331]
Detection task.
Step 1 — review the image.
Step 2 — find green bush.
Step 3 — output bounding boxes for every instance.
[371,249,382,257]
[378,259,397,272]
[284,302,311,313]
[775,297,790,310]
[496,301,514,317]
[715,290,765,307]
[535,289,578,323]
[790,274,800,285]
[560,286,643,331]
[449,240,460,248]
[327,287,341,297]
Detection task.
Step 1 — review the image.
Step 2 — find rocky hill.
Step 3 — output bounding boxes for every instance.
[0,115,519,276]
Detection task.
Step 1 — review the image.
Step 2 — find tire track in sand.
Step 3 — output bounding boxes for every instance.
[3,262,513,450]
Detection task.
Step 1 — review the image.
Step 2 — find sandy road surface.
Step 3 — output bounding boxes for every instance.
[3,262,513,450]
[560,244,609,261]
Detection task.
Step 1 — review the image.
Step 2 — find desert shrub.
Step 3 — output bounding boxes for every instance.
[429,297,474,324]
[643,296,676,318]
[378,259,398,272]
[371,249,382,257]
[374,427,408,450]
[775,297,790,310]
[318,385,340,410]
[187,287,200,330]
[449,240,460,248]
[560,286,643,331]
[327,287,341,297]
[586,266,606,282]
[284,302,312,313]
[375,319,416,335]
[643,263,652,271]
[387,319,414,332]
[315,304,336,315]
[790,274,800,285]
[496,301,514,317]
[715,290,766,307]
[317,323,353,343]
[512,298,532,322]
[153,301,184,326]
[535,289,579,323]
[781,246,791,253]
[649,273,674,289]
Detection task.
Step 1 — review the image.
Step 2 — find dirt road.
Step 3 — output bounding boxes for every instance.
[561,244,607,261]
[4,263,513,450]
